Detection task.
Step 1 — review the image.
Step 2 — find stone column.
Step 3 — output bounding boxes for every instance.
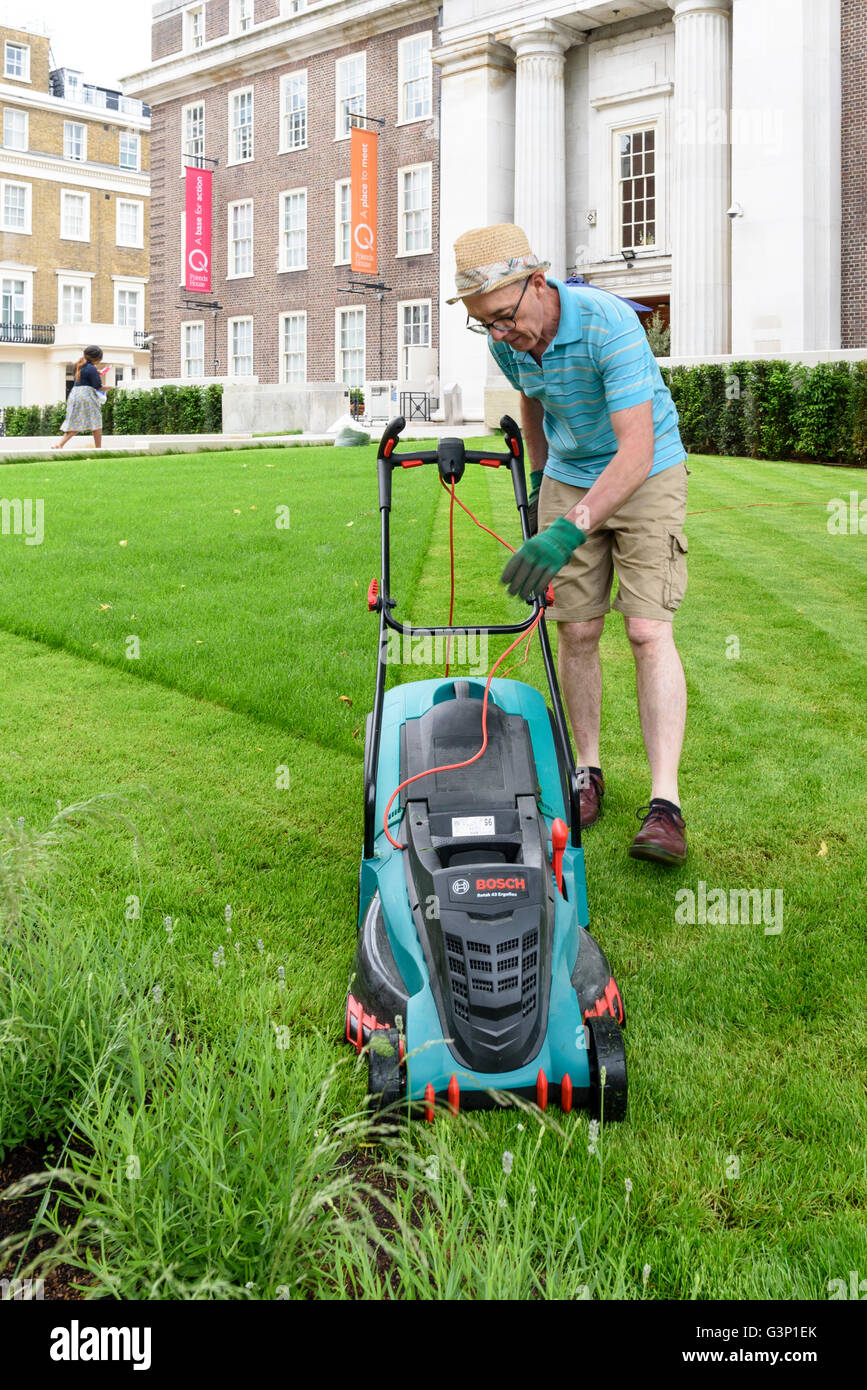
[433,37,516,419]
[506,23,582,279]
[668,0,733,355]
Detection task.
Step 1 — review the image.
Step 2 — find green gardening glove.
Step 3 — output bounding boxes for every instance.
[501,516,586,602]
[527,469,544,536]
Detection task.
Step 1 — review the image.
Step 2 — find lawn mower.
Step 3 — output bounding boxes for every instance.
[345,415,627,1121]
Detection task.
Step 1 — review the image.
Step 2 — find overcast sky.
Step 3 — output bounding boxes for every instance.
[0,0,153,90]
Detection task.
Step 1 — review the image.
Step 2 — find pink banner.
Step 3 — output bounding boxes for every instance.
[184,166,212,294]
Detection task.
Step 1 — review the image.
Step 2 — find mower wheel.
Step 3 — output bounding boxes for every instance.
[586,1015,627,1122]
[366,1027,404,1115]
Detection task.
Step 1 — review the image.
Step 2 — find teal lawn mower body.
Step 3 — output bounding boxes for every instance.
[345,417,627,1121]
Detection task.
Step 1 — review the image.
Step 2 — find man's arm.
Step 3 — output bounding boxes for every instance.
[563,399,654,533]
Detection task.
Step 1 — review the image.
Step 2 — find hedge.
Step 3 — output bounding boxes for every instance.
[2,384,222,437]
[660,360,867,466]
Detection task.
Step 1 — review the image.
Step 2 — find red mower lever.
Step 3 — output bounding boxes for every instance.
[551,817,568,895]
[367,578,379,611]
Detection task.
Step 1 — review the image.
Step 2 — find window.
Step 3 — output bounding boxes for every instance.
[0,181,31,234]
[186,6,205,51]
[60,283,85,325]
[229,317,253,376]
[398,34,432,123]
[0,362,23,405]
[335,180,350,265]
[619,127,656,250]
[115,285,143,328]
[279,189,306,271]
[228,200,253,277]
[64,122,87,162]
[1,277,26,325]
[60,190,90,241]
[119,132,140,171]
[117,199,144,247]
[233,0,253,33]
[399,300,431,380]
[182,102,205,168]
[182,321,205,377]
[335,53,365,139]
[337,307,365,387]
[280,311,306,383]
[280,71,307,152]
[3,109,27,150]
[229,88,253,163]
[398,164,432,255]
[65,72,82,103]
[4,42,29,81]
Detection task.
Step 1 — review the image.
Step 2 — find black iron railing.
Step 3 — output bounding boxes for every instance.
[0,323,55,345]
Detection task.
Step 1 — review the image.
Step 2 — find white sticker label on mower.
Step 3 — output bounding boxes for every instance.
[451,815,495,837]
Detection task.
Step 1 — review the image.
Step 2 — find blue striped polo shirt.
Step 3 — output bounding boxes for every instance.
[489,278,685,487]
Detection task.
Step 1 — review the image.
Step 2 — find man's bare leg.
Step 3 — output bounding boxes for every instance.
[556,617,605,767]
[623,616,686,805]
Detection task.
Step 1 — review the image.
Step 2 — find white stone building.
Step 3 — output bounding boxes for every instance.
[435,0,846,420]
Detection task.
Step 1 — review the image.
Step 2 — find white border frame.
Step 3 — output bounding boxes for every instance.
[278,70,308,154]
[227,85,254,167]
[396,32,432,127]
[278,187,307,272]
[396,162,432,257]
[334,303,366,386]
[180,319,206,378]
[60,188,90,243]
[226,197,254,280]
[278,309,307,384]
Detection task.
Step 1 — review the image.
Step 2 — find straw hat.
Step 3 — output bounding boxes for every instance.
[446,224,551,304]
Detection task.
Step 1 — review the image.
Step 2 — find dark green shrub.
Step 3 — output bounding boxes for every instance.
[744,361,796,460]
[667,367,703,452]
[697,365,727,454]
[792,362,851,462]
[844,362,867,467]
[112,389,138,435]
[177,385,205,434]
[145,388,167,435]
[202,383,223,433]
[718,361,750,458]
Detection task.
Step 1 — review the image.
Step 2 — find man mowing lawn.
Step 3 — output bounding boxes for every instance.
[450,223,690,865]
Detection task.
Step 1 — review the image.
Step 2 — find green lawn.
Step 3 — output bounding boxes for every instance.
[0,442,865,1299]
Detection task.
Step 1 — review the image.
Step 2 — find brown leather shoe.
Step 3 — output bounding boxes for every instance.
[628,801,687,865]
[579,769,605,829]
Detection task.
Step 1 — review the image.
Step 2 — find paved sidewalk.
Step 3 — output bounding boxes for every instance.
[0,422,488,461]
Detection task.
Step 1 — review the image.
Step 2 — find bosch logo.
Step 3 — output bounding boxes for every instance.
[476,877,526,891]
[452,878,470,895]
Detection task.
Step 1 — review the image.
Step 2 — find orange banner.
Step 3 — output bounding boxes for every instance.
[350,126,377,274]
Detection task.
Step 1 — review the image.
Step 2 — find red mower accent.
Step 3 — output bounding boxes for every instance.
[383,437,395,458]
[536,1069,548,1110]
[560,1074,573,1113]
[448,1075,460,1115]
[424,1082,435,1122]
[545,583,555,605]
[367,578,379,611]
[583,977,625,1027]
[510,436,520,457]
[479,458,501,468]
[551,817,568,895]
[345,993,395,1054]
[400,458,425,468]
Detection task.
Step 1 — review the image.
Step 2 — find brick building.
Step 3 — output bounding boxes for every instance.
[0,24,151,408]
[123,0,440,396]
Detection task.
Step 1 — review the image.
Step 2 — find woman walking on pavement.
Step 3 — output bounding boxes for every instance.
[53,345,108,450]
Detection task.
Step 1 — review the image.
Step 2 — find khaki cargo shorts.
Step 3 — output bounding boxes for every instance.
[537,461,689,623]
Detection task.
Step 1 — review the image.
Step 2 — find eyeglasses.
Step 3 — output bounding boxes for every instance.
[465,276,532,336]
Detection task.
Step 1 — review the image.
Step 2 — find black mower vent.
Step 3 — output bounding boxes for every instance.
[446,934,462,954]
[522,993,537,1017]
[472,979,495,993]
[523,973,537,994]
[523,930,538,951]
[467,940,490,954]
[499,974,519,992]
[498,937,519,954]
[499,955,519,971]
[454,999,469,1021]
[449,955,465,975]
[524,951,538,971]
[452,978,468,997]
[469,957,492,972]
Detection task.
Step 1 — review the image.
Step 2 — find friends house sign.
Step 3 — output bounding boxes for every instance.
[350,126,377,274]
[184,166,213,293]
